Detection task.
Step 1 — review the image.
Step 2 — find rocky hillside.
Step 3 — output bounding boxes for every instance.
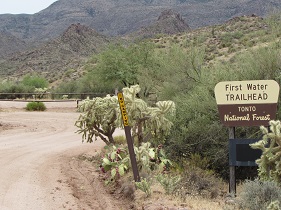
[151,14,272,65]
[0,9,193,81]
[0,24,109,82]
[0,0,280,45]
[0,32,29,59]
[0,13,278,84]
[129,9,191,39]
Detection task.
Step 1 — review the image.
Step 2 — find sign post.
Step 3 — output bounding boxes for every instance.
[117,92,140,182]
[229,127,236,195]
[215,80,280,195]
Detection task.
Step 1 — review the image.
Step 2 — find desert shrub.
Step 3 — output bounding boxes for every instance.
[21,74,48,89]
[82,42,157,92]
[175,167,223,200]
[114,135,126,145]
[156,174,181,195]
[0,74,49,99]
[0,82,34,95]
[166,85,229,177]
[232,31,244,39]
[220,32,233,47]
[231,44,281,81]
[135,178,152,197]
[188,153,211,170]
[266,12,281,38]
[55,80,80,94]
[238,179,281,210]
[26,102,46,111]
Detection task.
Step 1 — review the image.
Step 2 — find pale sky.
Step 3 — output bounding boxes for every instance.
[0,0,58,14]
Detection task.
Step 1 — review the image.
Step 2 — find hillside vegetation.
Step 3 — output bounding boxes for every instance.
[67,13,281,209]
[51,13,281,179]
[0,24,109,83]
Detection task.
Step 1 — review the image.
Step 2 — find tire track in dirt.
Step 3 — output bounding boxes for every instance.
[0,101,131,210]
[63,156,119,210]
[0,105,107,210]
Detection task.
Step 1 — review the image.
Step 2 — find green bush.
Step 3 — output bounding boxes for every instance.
[55,80,80,94]
[165,42,281,179]
[26,102,46,111]
[22,74,48,89]
[238,179,281,210]
[114,135,126,145]
[0,82,34,97]
[0,74,49,99]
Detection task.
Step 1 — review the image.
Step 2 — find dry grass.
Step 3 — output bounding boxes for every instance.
[134,182,227,210]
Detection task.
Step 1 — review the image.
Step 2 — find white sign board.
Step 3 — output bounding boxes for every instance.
[215,80,280,126]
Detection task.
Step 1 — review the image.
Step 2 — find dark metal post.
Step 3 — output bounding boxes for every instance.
[124,126,140,182]
[117,92,140,182]
[229,127,236,195]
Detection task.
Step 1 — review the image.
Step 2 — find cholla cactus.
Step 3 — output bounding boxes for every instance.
[76,95,119,145]
[62,94,68,100]
[34,87,48,99]
[250,120,281,183]
[121,85,175,145]
[267,200,280,210]
[75,85,175,146]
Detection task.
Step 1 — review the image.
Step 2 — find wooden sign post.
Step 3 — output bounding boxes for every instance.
[117,92,140,182]
[215,80,280,195]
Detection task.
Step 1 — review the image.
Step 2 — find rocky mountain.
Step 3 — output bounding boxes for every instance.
[0,24,109,81]
[129,9,191,39]
[0,8,193,82]
[0,8,194,81]
[0,32,29,59]
[0,0,280,45]
[0,0,280,83]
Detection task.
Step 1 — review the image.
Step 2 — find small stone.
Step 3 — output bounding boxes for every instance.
[225,199,236,205]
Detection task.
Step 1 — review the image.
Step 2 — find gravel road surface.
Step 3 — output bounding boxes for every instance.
[0,101,107,210]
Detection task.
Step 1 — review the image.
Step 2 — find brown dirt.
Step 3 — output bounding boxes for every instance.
[0,100,229,210]
[0,101,129,210]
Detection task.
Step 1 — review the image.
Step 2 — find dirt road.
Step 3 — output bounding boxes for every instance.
[0,101,109,210]
[0,101,228,210]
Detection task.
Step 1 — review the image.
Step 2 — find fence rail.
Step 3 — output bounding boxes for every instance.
[0,92,107,100]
